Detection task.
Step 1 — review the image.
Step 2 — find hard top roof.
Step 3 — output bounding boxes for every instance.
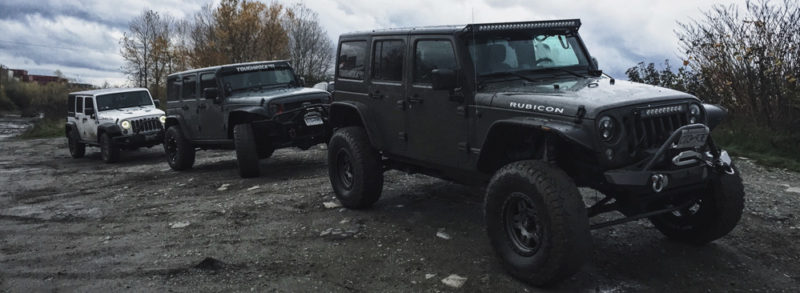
[167,60,291,77]
[69,87,149,96]
[340,19,581,38]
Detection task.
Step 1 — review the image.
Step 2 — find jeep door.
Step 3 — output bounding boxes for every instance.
[196,71,226,139]
[80,96,98,141]
[404,36,469,167]
[367,37,409,155]
[178,74,201,138]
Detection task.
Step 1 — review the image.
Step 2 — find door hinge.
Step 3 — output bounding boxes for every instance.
[396,100,406,111]
[398,132,408,141]
[456,105,467,117]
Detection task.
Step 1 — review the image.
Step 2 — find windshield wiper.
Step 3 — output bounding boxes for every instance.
[526,67,587,78]
[477,71,540,88]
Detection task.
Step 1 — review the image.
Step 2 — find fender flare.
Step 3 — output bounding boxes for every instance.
[165,114,191,137]
[329,101,384,149]
[97,122,122,140]
[230,106,269,117]
[65,121,78,136]
[703,103,727,130]
[477,118,595,172]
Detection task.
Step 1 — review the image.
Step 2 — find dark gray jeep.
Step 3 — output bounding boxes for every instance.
[326,19,744,285]
[164,61,329,177]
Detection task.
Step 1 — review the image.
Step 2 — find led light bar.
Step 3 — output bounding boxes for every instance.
[640,104,686,118]
[469,19,581,32]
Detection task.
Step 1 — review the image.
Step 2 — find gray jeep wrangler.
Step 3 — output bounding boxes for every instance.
[326,19,744,285]
[164,61,329,178]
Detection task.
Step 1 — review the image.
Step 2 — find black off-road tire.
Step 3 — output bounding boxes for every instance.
[165,125,195,171]
[67,129,85,158]
[485,160,591,286]
[234,123,260,178]
[100,133,120,163]
[328,127,383,209]
[649,164,744,245]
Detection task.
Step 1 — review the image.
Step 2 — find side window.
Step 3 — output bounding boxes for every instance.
[371,40,404,82]
[167,77,180,101]
[338,41,367,80]
[84,97,94,114]
[413,40,457,84]
[76,97,84,114]
[68,95,75,116]
[182,74,197,100]
[200,72,217,91]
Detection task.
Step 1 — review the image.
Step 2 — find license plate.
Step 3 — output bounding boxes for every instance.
[674,128,708,149]
[304,114,323,126]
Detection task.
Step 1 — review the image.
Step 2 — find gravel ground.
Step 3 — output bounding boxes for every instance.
[1,137,799,292]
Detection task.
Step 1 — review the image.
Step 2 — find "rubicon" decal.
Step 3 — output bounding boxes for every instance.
[509,102,565,114]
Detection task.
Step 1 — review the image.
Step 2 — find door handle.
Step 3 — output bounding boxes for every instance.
[181,105,190,111]
[369,90,384,99]
[198,103,207,110]
[82,118,87,122]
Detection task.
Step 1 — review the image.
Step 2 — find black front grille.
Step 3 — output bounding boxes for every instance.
[630,110,689,149]
[132,117,162,133]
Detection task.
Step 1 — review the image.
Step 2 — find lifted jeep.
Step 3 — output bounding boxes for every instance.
[164,61,329,178]
[66,88,165,163]
[326,19,744,285]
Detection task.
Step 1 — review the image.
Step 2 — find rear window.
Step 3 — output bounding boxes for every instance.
[68,95,75,116]
[338,41,367,80]
[167,77,180,101]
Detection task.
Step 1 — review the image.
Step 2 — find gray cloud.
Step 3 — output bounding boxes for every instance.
[0,0,748,86]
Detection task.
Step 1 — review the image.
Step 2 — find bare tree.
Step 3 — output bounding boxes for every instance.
[284,3,335,84]
[120,10,174,98]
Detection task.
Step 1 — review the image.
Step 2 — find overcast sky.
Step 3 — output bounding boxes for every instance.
[0,0,747,86]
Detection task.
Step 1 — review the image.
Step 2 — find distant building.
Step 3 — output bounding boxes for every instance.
[7,68,68,85]
[70,83,95,89]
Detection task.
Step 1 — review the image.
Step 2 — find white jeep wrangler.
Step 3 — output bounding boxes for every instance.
[66,88,166,163]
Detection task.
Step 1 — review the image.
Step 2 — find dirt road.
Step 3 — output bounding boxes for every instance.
[1,137,799,292]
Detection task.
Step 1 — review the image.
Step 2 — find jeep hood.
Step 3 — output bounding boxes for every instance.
[478,77,698,119]
[98,106,164,121]
[226,87,329,105]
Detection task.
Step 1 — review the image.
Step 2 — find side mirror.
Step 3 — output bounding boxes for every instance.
[297,76,306,87]
[431,69,457,91]
[85,107,95,116]
[204,87,219,102]
[153,100,161,108]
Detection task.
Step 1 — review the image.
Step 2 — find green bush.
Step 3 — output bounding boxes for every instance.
[713,119,800,172]
[0,87,16,111]
[18,119,64,139]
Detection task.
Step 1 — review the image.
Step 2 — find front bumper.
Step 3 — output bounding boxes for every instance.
[112,130,164,147]
[252,104,329,148]
[602,124,732,192]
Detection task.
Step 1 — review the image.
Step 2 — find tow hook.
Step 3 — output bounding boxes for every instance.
[705,150,735,175]
[651,174,669,193]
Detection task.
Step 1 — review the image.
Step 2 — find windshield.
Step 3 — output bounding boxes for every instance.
[468,33,590,77]
[220,66,297,93]
[96,91,153,111]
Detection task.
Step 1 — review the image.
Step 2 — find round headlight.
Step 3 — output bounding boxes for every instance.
[688,104,702,124]
[159,115,166,124]
[121,120,131,130]
[597,116,617,142]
